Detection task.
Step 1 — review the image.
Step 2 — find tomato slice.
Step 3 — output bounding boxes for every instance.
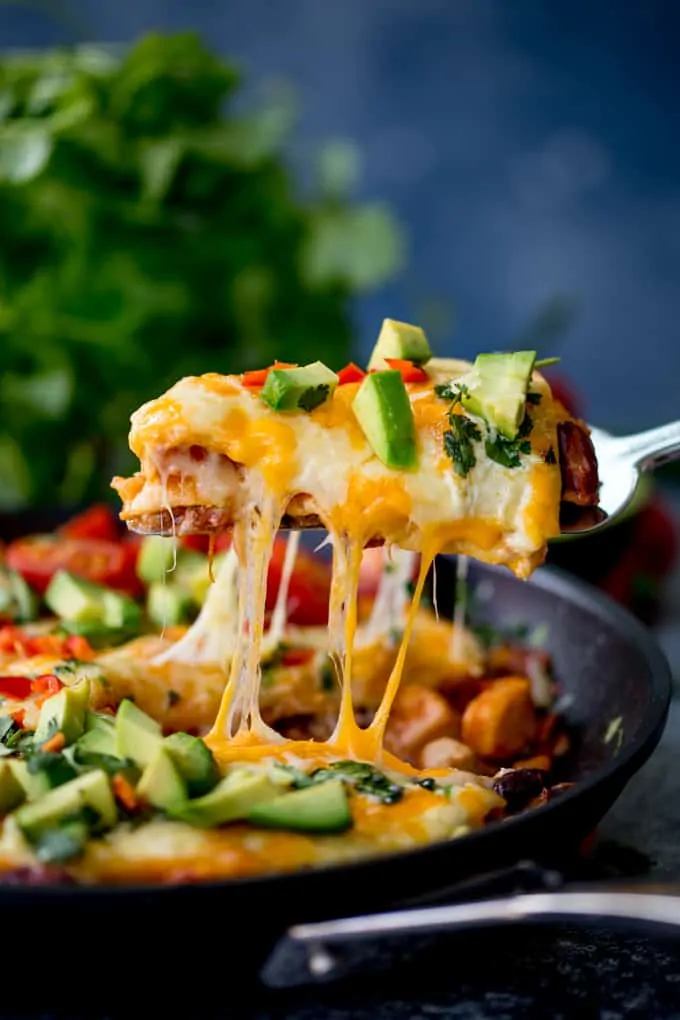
[266,537,331,627]
[59,504,120,542]
[383,358,429,383]
[337,362,367,385]
[6,536,143,597]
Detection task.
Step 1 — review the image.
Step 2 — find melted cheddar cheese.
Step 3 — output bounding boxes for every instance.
[111,357,562,812]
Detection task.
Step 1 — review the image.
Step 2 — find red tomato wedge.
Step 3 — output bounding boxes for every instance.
[6,535,142,597]
[383,358,429,383]
[241,362,297,387]
[337,362,367,385]
[59,504,120,542]
[266,537,331,627]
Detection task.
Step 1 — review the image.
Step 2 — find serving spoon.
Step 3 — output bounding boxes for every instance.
[559,420,680,538]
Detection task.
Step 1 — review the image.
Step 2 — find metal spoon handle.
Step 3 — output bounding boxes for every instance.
[275,887,680,984]
[613,420,680,470]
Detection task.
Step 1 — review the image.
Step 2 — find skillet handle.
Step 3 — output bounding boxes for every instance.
[264,884,680,987]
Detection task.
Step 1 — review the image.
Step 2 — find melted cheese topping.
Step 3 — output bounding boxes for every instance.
[112,361,563,791]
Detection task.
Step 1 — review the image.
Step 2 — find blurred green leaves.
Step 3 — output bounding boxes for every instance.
[0,32,404,508]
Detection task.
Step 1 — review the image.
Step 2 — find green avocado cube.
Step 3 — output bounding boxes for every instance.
[247,778,351,833]
[115,699,163,768]
[367,318,432,370]
[352,370,418,470]
[137,746,187,811]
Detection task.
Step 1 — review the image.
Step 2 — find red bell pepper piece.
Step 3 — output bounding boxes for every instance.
[0,676,33,700]
[384,358,429,383]
[337,363,367,385]
[280,648,315,667]
[241,362,297,387]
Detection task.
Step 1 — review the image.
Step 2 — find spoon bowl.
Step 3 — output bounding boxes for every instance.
[559,420,680,538]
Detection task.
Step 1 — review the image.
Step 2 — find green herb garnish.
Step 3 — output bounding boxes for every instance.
[443,416,482,478]
[312,761,404,805]
[298,384,331,412]
[526,392,542,405]
[545,446,557,465]
[32,820,89,865]
[26,751,78,788]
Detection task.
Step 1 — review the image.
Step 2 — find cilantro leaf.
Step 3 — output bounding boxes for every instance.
[443,414,482,478]
[297,384,331,412]
[485,435,532,469]
[26,751,78,788]
[32,820,89,864]
[526,392,542,405]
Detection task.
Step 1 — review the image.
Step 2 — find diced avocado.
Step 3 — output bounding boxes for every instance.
[0,567,38,623]
[0,762,25,813]
[352,370,418,470]
[460,351,536,441]
[101,589,141,631]
[44,570,106,624]
[137,746,188,811]
[247,778,351,833]
[170,767,281,828]
[260,362,339,413]
[76,712,117,757]
[14,769,117,841]
[34,678,90,747]
[137,535,177,584]
[368,318,432,371]
[58,620,132,650]
[175,550,225,606]
[115,699,163,767]
[147,582,194,628]
[163,732,219,796]
[9,760,51,801]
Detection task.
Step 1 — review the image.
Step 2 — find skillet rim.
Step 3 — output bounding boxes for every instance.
[0,562,671,903]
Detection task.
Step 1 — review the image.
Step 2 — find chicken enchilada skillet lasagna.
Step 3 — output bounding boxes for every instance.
[0,320,599,883]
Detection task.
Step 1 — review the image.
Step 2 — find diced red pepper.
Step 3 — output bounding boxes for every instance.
[337,362,367,385]
[62,634,95,661]
[0,676,33,700]
[9,708,25,729]
[384,358,429,383]
[280,648,315,667]
[241,362,297,388]
[31,675,64,707]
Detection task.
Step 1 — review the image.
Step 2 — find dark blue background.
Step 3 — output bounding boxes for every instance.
[4,0,679,432]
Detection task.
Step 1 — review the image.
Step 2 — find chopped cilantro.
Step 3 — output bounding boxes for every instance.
[534,357,560,368]
[32,819,89,864]
[484,411,533,469]
[26,750,78,788]
[297,384,331,412]
[443,415,482,478]
[312,761,404,804]
[320,659,336,692]
[526,392,542,405]
[485,435,531,469]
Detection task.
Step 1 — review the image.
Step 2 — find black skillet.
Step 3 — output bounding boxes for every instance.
[0,517,671,1009]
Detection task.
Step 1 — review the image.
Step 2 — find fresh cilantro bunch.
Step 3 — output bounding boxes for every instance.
[0,33,404,508]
